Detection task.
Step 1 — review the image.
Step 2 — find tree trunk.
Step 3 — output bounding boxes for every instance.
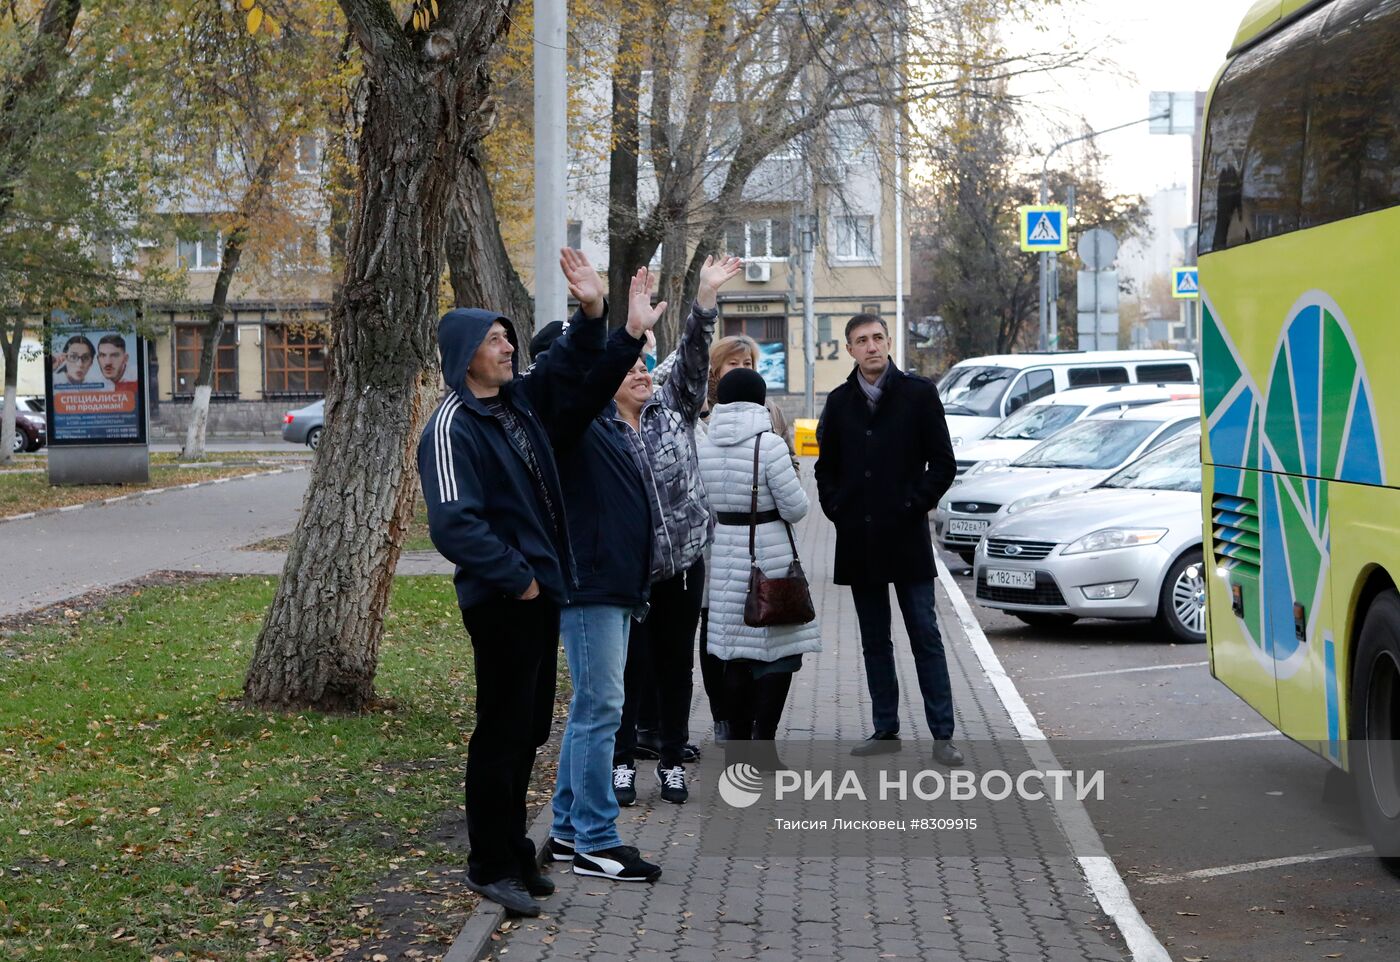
[446,142,533,351]
[244,0,515,712]
[606,26,643,333]
[655,219,689,358]
[0,317,21,464]
[181,231,245,459]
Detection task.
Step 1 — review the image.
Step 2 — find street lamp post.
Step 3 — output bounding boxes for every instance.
[801,218,818,418]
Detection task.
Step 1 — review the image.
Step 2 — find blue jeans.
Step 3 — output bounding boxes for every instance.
[849,580,956,739]
[551,604,630,853]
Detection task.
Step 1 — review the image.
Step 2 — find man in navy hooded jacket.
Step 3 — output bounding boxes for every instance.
[417,250,657,915]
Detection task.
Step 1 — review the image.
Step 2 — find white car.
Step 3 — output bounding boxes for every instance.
[953,383,1201,477]
[934,400,1201,563]
[937,349,1199,444]
[972,432,1205,642]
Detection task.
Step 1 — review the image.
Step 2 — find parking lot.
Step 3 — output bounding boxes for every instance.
[941,553,1400,961]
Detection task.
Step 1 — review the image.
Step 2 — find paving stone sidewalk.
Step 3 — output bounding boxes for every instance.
[485,476,1133,962]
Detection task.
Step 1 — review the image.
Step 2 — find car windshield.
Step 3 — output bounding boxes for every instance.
[1011,418,1162,470]
[986,403,1086,441]
[1099,433,1202,492]
[937,365,1014,417]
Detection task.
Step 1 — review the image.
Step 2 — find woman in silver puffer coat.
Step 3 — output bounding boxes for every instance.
[696,369,821,745]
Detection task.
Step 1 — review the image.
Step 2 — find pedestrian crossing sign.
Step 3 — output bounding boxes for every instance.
[1172,267,1200,299]
[1018,205,1069,252]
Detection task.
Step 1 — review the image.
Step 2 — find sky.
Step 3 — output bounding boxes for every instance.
[1003,0,1246,199]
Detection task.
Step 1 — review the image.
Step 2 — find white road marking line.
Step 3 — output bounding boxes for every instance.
[1139,846,1373,885]
[1098,730,1283,756]
[936,557,1172,962]
[1042,661,1209,681]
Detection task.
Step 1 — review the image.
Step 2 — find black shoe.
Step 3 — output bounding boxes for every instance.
[546,836,575,863]
[572,845,662,882]
[850,731,902,756]
[464,876,540,917]
[633,732,662,760]
[682,742,701,763]
[713,720,731,744]
[523,869,555,897]
[932,739,965,767]
[656,763,688,804]
[613,762,637,806]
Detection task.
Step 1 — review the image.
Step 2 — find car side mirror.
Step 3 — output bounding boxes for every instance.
[1007,396,1026,413]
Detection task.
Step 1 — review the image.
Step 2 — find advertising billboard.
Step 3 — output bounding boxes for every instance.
[45,314,148,446]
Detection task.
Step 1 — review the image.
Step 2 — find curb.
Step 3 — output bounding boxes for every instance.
[0,465,309,527]
[935,557,1173,962]
[443,802,554,962]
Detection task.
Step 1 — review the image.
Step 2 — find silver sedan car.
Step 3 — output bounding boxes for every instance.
[935,400,1201,564]
[971,431,1205,642]
[281,399,324,449]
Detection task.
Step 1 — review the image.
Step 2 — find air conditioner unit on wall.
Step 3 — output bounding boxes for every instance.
[745,262,772,283]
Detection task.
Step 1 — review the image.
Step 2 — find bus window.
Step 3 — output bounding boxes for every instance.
[1136,362,1195,383]
[1199,15,1317,253]
[1301,0,1400,228]
[1067,366,1128,387]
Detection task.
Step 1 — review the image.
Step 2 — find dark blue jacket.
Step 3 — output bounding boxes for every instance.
[547,323,655,608]
[417,307,604,610]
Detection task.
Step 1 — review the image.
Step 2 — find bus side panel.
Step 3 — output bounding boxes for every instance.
[1324,482,1400,768]
[1201,211,1400,759]
[1204,462,1281,728]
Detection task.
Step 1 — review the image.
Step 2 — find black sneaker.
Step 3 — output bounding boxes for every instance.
[522,868,555,897]
[546,836,575,862]
[682,742,701,763]
[656,763,688,804]
[464,876,540,916]
[572,845,662,882]
[613,762,637,806]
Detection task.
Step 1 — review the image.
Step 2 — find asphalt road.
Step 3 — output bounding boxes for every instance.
[940,552,1400,962]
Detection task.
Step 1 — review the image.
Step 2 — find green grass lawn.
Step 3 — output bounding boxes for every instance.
[0,576,508,962]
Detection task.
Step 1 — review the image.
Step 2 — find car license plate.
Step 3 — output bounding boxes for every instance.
[948,519,990,536]
[986,568,1036,590]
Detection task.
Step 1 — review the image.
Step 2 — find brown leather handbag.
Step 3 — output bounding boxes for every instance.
[743,437,816,628]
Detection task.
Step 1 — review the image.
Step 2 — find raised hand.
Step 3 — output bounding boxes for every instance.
[696,254,743,309]
[626,267,668,338]
[559,247,606,319]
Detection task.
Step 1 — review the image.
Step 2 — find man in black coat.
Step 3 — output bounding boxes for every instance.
[814,314,963,766]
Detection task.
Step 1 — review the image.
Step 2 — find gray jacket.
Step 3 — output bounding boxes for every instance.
[640,303,716,582]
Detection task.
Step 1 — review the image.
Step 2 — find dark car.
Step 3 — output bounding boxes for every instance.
[282,399,324,450]
[11,409,46,453]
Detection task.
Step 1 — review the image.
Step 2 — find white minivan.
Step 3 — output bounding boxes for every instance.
[937,350,1199,444]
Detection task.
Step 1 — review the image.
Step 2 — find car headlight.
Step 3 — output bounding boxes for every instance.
[1062,528,1168,555]
[1005,492,1057,515]
[937,495,952,513]
[964,458,1010,477]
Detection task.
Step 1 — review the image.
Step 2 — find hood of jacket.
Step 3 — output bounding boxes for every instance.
[438,308,518,403]
[705,401,772,446]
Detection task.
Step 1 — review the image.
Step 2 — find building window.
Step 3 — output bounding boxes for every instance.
[296,135,321,175]
[174,325,238,397]
[723,316,785,342]
[177,232,221,271]
[723,218,791,260]
[264,323,329,396]
[833,215,876,261]
[829,108,876,165]
[567,219,583,249]
[275,228,321,272]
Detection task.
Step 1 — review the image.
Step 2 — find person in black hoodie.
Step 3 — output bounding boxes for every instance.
[417,250,645,916]
[535,269,668,884]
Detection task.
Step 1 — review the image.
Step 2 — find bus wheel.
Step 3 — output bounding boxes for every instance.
[1350,591,1400,874]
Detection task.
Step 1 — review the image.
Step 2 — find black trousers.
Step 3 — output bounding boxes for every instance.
[617,558,704,769]
[722,662,795,741]
[642,606,727,733]
[460,596,560,885]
